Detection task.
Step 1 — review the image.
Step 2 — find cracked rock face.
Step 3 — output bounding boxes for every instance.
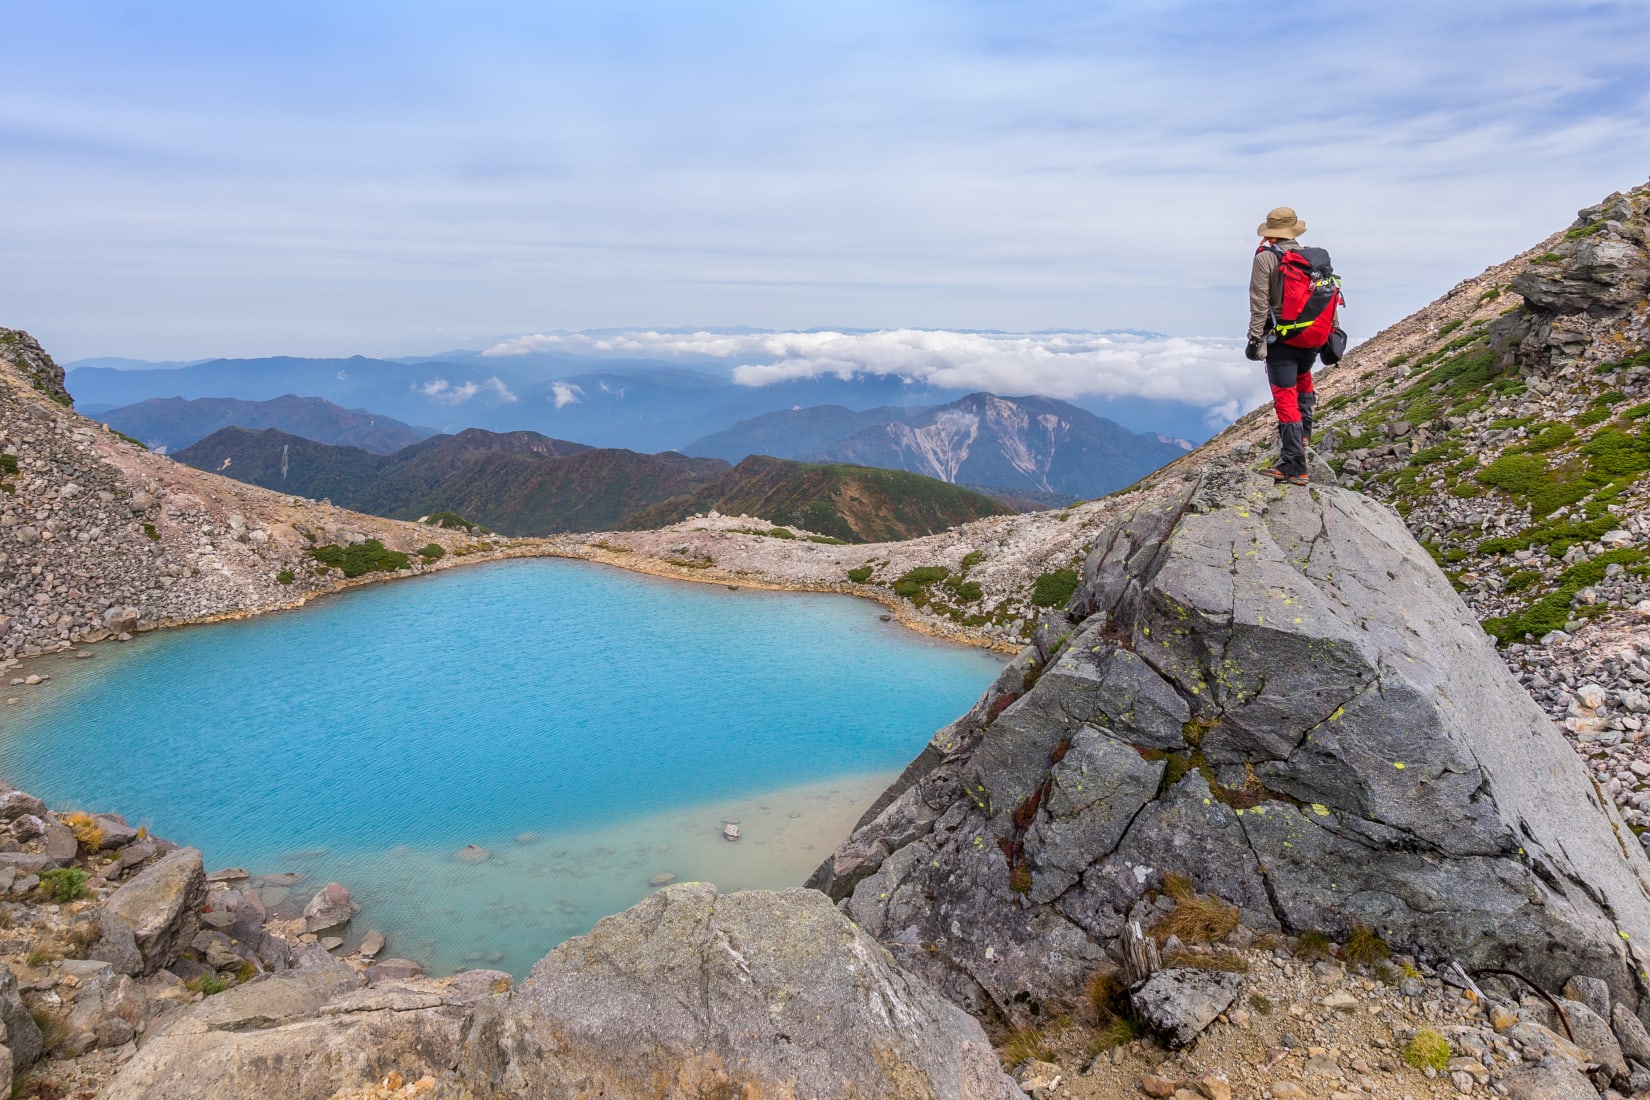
[814,462,1650,1026]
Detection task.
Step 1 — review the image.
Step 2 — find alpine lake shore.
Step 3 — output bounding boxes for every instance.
[3,180,1650,1097]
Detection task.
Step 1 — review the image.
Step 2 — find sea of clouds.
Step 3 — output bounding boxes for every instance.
[483,329,1264,427]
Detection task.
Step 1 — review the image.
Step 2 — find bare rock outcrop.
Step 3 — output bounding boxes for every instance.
[98,847,207,976]
[0,328,69,405]
[814,460,1650,1027]
[102,884,1023,1100]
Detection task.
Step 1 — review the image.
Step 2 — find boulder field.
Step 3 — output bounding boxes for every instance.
[812,458,1650,1033]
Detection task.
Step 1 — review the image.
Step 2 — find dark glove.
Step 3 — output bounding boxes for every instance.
[1244,338,1263,362]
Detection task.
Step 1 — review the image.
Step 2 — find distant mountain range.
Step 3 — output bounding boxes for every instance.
[174,426,1007,541]
[685,393,1190,502]
[98,395,436,455]
[65,351,1219,451]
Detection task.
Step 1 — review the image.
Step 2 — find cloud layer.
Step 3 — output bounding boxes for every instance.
[415,376,518,406]
[5,3,1648,360]
[486,329,1263,425]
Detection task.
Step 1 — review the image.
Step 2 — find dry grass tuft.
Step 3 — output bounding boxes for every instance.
[1085,969,1126,1025]
[1343,924,1390,969]
[1159,872,1196,901]
[60,811,103,853]
[1087,1015,1142,1053]
[1293,931,1332,961]
[1151,887,1239,946]
[1163,949,1249,973]
[998,1025,1054,1067]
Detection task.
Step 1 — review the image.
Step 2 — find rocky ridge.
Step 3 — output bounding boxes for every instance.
[0,328,508,666]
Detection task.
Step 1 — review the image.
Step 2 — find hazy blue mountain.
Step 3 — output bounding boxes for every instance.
[99,395,436,455]
[684,393,1190,502]
[67,350,1219,452]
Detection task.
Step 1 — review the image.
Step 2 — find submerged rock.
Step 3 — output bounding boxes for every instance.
[302,881,357,934]
[815,461,1650,1025]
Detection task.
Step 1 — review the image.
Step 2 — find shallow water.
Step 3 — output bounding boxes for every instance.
[0,558,1002,975]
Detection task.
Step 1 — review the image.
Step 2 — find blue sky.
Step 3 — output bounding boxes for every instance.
[4,0,1648,368]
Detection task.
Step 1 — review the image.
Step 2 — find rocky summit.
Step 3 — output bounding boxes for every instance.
[814,456,1650,1034]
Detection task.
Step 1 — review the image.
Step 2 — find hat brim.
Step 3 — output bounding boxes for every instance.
[1257,219,1306,239]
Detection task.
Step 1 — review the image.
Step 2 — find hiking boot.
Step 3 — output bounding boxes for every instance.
[1286,472,1309,486]
[1259,465,1286,482]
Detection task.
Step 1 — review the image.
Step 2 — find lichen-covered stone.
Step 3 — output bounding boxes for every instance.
[817,460,1650,1025]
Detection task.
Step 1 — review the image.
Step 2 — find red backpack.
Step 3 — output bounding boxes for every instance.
[1261,244,1343,349]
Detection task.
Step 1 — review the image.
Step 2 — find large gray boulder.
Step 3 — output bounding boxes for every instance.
[102,885,1023,1100]
[98,846,206,975]
[472,883,1022,1100]
[813,461,1650,1025]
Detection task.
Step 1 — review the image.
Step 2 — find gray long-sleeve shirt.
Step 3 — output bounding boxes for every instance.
[1248,239,1301,342]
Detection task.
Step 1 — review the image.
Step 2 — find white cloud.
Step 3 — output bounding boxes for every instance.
[484,328,1265,426]
[550,381,584,408]
[414,375,518,406]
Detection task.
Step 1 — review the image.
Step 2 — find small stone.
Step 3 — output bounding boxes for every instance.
[1191,1072,1231,1100]
[359,929,386,958]
[1141,1073,1178,1098]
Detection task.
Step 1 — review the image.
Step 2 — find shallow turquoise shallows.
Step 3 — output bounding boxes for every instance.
[0,558,1002,976]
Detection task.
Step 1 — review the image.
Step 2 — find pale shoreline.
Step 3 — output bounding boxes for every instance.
[5,530,1022,699]
[306,768,906,976]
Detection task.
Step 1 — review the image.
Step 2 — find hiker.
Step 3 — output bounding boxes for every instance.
[1245,206,1343,484]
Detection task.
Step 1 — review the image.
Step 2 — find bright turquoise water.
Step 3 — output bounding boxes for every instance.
[0,559,1001,976]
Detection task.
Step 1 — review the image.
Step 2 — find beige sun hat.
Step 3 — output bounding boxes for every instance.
[1257,206,1306,239]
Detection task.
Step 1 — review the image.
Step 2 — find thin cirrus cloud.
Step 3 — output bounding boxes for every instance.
[415,376,518,406]
[1,2,1647,363]
[485,329,1264,426]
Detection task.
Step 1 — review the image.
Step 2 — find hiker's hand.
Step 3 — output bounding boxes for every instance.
[1244,338,1262,361]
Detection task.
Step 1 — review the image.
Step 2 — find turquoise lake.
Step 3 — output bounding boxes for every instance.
[0,558,1002,976]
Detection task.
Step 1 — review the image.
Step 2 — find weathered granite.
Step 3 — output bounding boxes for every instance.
[98,846,206,975]
[816,461,1650,1025]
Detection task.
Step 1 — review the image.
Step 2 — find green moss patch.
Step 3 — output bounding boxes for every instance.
[1031,568,1080,608]
[1484,548,1647,644]
[310,539,411,578]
